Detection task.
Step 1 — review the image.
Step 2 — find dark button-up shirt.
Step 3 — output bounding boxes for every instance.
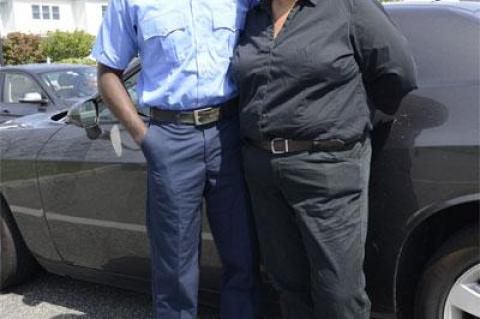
[232,0,417,142]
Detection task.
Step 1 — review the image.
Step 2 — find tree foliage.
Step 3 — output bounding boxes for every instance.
[40,30,95,62]
[58,56,96,66]
[2,32,47,65]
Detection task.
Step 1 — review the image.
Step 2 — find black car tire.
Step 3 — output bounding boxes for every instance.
[414,226,479,319]
[0,200,37,290]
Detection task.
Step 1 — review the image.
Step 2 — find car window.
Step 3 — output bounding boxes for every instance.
[388,7,480,86]
[98,70,143,122]
[98,100,114,122]
[40,68,97,101]
[125,72,139,105]
[2,72,45,104]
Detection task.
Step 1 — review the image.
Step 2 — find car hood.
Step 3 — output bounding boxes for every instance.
[0,110,68,130]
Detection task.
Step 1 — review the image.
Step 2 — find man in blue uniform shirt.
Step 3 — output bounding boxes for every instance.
[92,1,260,318]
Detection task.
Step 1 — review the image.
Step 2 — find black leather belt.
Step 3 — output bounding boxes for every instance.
[247,136,363,154]
[150,99,238,126]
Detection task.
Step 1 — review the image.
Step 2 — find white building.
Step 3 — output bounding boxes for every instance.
[0,0,108,36]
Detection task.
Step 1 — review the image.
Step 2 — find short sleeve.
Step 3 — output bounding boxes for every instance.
[91,0,138,70]
[350,0,417,114]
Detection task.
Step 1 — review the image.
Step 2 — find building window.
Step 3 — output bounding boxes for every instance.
[52,6,60,20]
[31,5,60,20]
[32,5,40,19]
[102,5,107,17]
[42,5,50,20]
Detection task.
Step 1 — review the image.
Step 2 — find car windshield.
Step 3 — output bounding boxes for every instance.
[40,68,97,102]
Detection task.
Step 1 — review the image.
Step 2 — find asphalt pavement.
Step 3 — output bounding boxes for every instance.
[0,271,217,319]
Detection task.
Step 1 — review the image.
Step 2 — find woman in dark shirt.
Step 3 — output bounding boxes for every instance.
[232,0,417,318]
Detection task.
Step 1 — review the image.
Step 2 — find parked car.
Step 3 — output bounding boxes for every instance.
[0,2,478,319]
[0,63,97,123]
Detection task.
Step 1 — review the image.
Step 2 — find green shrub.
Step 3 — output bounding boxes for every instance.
[41,30,95,62]
[58,56,96,66]
[2,32,47,65]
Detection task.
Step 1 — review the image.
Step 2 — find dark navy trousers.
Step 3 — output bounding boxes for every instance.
[140,114,259,319]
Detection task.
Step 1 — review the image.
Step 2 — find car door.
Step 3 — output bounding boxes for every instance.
[36,70,224,288]
[36,71,152,278]
[0,71,51,122]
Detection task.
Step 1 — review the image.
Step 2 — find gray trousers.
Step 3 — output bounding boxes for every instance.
[242,137,372,319]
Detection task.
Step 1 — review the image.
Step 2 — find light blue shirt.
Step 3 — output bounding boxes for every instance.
[92,0,258,110]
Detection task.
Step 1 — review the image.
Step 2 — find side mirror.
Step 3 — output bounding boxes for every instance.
[19,92,48,105]
[66,98,103,139]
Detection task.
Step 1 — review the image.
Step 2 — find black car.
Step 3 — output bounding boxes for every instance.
[0,2,478,319]
[0,63,97,123]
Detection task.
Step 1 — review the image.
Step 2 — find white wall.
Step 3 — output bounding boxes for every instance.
[0,3,5,36]
[84,0,106,35]
[1,0,108,35]
[14,0,76,34]
[72,0,87,31]
[0,0,15,36]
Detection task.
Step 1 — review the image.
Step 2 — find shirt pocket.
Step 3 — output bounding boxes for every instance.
[212,11,244,60]
[140,13,192,65]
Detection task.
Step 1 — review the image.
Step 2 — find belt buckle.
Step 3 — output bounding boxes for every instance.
[193,108,220,126]
[271,138,289,154]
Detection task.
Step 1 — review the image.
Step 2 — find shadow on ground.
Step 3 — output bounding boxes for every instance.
[0,271,217,319]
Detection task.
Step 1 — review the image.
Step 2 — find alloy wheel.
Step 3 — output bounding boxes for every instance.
[443,263,480,319]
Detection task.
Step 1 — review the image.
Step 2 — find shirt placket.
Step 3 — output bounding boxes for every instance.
[190,0,203,108]
[268,3,300,85]
[259,3,300,135]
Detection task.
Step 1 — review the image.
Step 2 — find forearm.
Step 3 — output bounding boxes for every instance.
[97,63,146,143]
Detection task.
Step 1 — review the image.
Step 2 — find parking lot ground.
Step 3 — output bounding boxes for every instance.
[0,271,218,319]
